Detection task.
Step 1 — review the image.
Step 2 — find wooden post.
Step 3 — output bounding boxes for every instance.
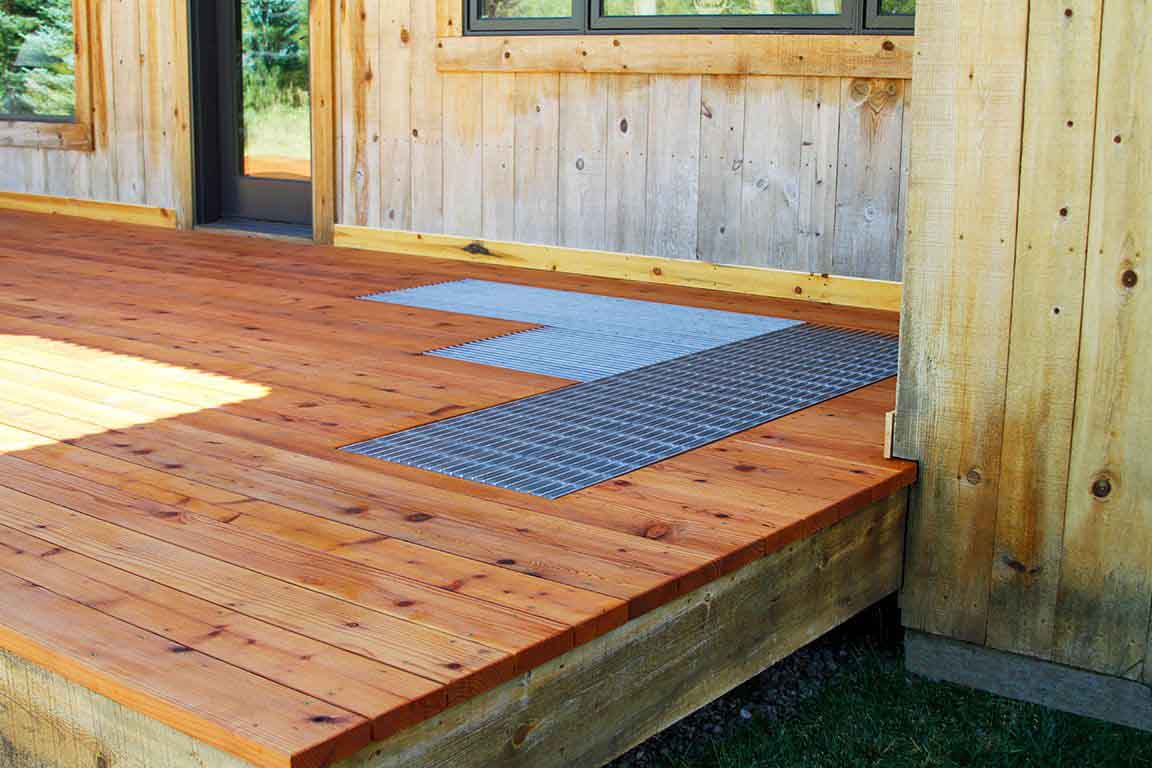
[894,0,1029,643]
[310,0,338,244]
[900,0,1152,719]
[1053,0,1151,679]
[987,0,1103,661]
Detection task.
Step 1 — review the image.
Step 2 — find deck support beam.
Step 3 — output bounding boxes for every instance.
[336,492,906,768]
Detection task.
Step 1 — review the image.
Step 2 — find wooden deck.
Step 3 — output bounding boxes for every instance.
[0,211,915,768]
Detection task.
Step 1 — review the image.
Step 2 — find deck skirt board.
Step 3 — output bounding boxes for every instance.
[0,210,916,768]
[344,325,900,498]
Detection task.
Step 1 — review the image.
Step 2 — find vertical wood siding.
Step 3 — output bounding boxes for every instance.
[899,0,1152,684]
[0,0,181,211]
[335,0,912,281]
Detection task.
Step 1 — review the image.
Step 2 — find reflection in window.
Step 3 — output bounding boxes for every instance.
[468,0,911,30]
[603,0,843,15]
[879,0,914,13]
[241,0,311,181]
[0,0,76,120]
[481,0,575,19]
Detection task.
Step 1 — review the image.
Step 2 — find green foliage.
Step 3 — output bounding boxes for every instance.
[880,0,915,14]
[667,649,1152,768]
[486,0,915,18]
[240,0,311,167]
[602,1,835,14]
[0,0,75,118]
[242,0,309,112]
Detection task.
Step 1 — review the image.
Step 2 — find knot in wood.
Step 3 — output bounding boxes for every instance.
[1091,475,1113,500]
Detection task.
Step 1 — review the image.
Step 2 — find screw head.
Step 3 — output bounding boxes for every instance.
[1122,269,1138,288]
[1092,476,1113,499]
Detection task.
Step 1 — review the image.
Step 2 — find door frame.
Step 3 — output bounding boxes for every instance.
[177,0,335,243]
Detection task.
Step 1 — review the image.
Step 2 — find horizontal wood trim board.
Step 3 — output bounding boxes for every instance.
[333,226,904,312]
[906,631,1152,733]
[0,192,177,229]
[436,34,914,78]
[0,120,94,151]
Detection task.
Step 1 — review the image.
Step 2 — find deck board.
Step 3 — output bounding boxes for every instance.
[0,210,915,767]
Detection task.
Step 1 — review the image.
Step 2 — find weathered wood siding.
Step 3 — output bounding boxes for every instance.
[898,0,1151,684]
[0,0,188,212]
[335,1,912,281]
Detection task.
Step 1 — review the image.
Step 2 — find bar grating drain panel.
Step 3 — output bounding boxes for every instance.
[343,324,900,498]
[429,327,711,382]
[362,279,802,380]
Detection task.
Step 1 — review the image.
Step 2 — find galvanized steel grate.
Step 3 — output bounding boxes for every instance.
[428,327,709,381]
[362,279,802,380]
[343,324,899,498]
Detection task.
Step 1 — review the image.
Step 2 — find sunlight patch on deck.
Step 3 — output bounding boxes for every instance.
[0,336,270,453]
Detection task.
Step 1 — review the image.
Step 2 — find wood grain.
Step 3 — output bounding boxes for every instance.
[1053,0,1151,679]
[435,34,915,79]
[0,209,914,765]
[334,226,904,310]
[986,0,1104,662]
[894,0,1030,644]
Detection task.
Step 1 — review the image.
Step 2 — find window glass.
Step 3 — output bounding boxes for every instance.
[602,0,843,16]
[879,0,914,14]
[240,0,311,181]
[0,0,76,120]
[480,0,576,19]
[466,0,911,31]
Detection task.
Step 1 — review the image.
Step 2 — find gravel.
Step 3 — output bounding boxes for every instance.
[607,599,898,768]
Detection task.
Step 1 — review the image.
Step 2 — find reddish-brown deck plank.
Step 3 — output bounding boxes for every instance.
[0,210,915,767]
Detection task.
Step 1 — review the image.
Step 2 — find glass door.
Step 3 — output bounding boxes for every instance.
[194,0,312,229]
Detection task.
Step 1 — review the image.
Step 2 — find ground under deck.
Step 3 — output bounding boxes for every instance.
[0,211,916,767]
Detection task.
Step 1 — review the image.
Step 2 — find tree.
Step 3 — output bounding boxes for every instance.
[242,0,309,110]
[0,0,75,117]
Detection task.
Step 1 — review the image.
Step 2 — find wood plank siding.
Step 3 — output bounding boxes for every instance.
[0,210,915,766]
[1,1,911,281]
[898,0,1152,693]
[334,0,912,281]
[0,0,190,219]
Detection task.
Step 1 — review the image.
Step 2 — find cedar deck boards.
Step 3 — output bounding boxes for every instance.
[0,211,916,768]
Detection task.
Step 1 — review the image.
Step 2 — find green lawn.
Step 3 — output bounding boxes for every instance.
[244,101,311,162]
[667,646,1152,768]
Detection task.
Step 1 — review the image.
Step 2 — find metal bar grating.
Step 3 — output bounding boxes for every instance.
[428,327,708,382]
[362,279,802,381]
[361,279,801,345]
[344,324,899,498]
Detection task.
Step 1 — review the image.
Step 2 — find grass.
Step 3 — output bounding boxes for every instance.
[243,101,310,161]
[667,645,1152,768]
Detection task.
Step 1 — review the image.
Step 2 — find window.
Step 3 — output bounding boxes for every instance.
[0,0,92,150]
[467,0,914,34]
[0,0,77,121]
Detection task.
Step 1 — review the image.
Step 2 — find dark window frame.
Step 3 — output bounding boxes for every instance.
[466,0,913,35]
[864,0,915,30]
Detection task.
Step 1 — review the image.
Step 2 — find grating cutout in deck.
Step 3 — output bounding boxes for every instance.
[362,279,802,380]
[361,279,801,344]
[429,327,714,382]
[344,324,900,498]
